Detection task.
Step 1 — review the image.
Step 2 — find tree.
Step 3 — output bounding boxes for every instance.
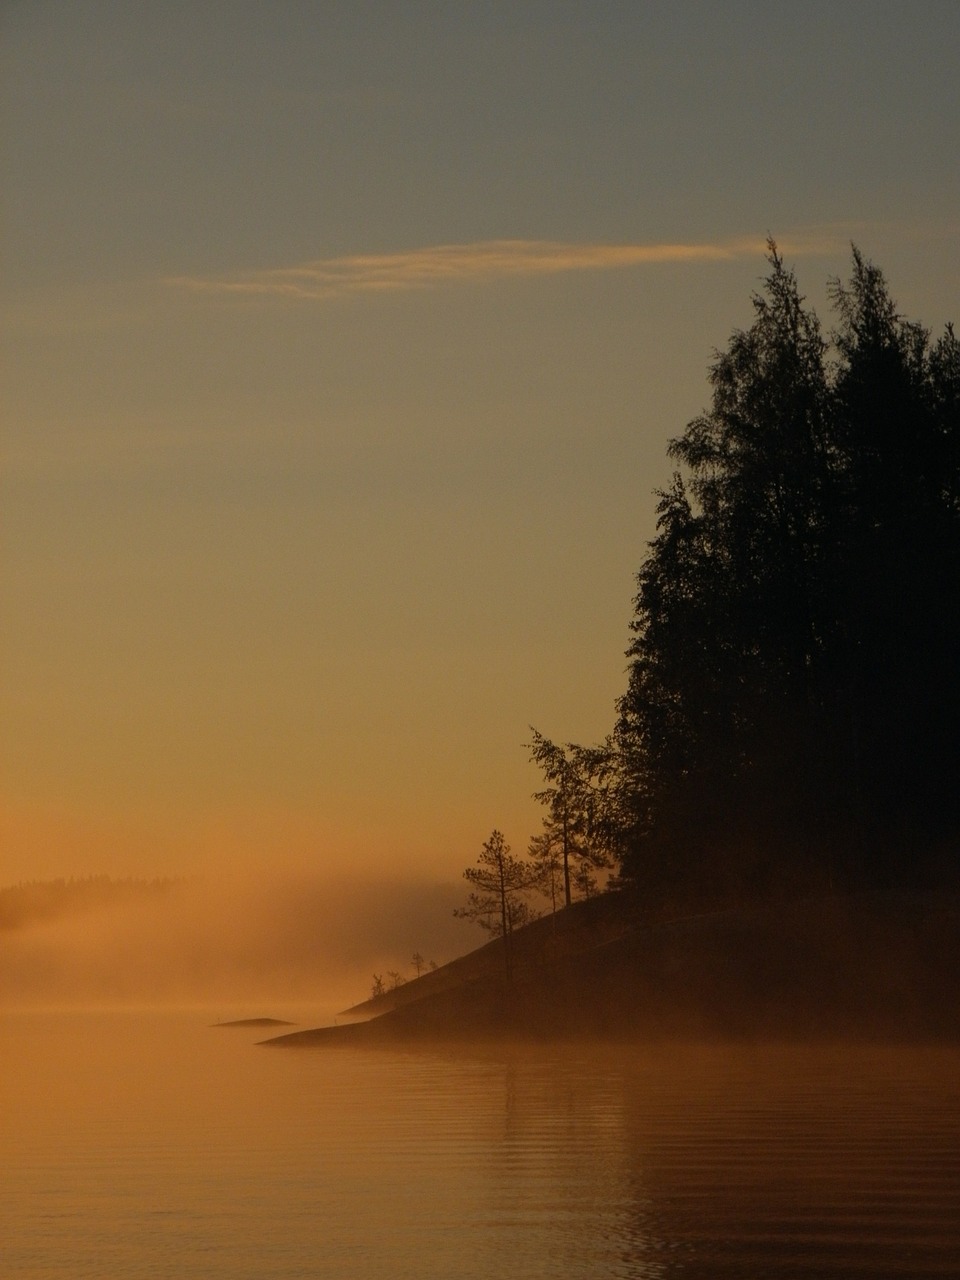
[528,826,563,914]
[454,830,537,978]
[617,244,837,893]
[826,251,960,862]
[411,951,425,978]
[615,242,960,897]
[527,731,617,905]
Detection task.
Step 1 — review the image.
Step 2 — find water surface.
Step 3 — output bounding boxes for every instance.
[2,1010,958,1277]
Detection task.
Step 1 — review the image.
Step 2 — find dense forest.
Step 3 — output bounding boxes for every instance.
[509,245,959,921]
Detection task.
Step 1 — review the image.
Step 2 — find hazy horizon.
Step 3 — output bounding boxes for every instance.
[0,864,477,1011]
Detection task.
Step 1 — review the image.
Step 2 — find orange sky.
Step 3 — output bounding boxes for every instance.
[3,4,959,890]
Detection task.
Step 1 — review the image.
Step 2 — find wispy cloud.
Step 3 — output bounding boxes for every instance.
[164,232,848,301]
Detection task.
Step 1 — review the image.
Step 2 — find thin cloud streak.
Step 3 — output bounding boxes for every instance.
[165,233,848,301]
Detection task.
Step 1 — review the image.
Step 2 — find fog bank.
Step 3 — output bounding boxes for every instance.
[0,869,475,1009]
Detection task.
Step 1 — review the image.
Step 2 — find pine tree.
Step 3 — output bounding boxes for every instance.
[615,244,960,896]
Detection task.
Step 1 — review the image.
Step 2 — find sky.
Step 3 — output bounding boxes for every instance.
[3,0,959,898]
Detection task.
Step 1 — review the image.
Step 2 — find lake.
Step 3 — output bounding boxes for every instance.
[2,1009,958,1278]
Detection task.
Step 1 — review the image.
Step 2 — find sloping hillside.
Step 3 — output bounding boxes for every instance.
[340,890,636,1021]
[264,889,960,1046]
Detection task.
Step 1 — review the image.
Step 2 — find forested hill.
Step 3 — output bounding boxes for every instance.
[537,245,959,908]
[264,888,960,1045]
[0,876,181,930]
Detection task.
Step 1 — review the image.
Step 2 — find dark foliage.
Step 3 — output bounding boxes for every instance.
[615,244,959,900]
[455,830,541,980]
[526,730,617,907]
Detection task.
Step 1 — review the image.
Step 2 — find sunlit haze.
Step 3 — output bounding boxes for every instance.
[3,13,960,1280]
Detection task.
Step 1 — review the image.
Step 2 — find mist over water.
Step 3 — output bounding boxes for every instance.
[2,1011,958,1279]
[0,868,473,1010]
[4,877,960,1275]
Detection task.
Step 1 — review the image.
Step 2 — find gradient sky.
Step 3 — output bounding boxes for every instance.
[3,1,959,887]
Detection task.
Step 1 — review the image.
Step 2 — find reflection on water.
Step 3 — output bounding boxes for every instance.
[2,1011,958,1278]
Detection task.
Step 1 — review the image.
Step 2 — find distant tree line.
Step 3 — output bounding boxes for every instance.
[459,244,959,928]
[0,875,182,930]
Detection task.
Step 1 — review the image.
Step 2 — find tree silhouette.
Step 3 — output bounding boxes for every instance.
[528,826,563,914]
[614,243,959,898]
[527,731,617,905]
[454,830,538,978]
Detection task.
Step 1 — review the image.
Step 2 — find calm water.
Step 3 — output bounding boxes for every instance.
[2,1010,959,1278]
